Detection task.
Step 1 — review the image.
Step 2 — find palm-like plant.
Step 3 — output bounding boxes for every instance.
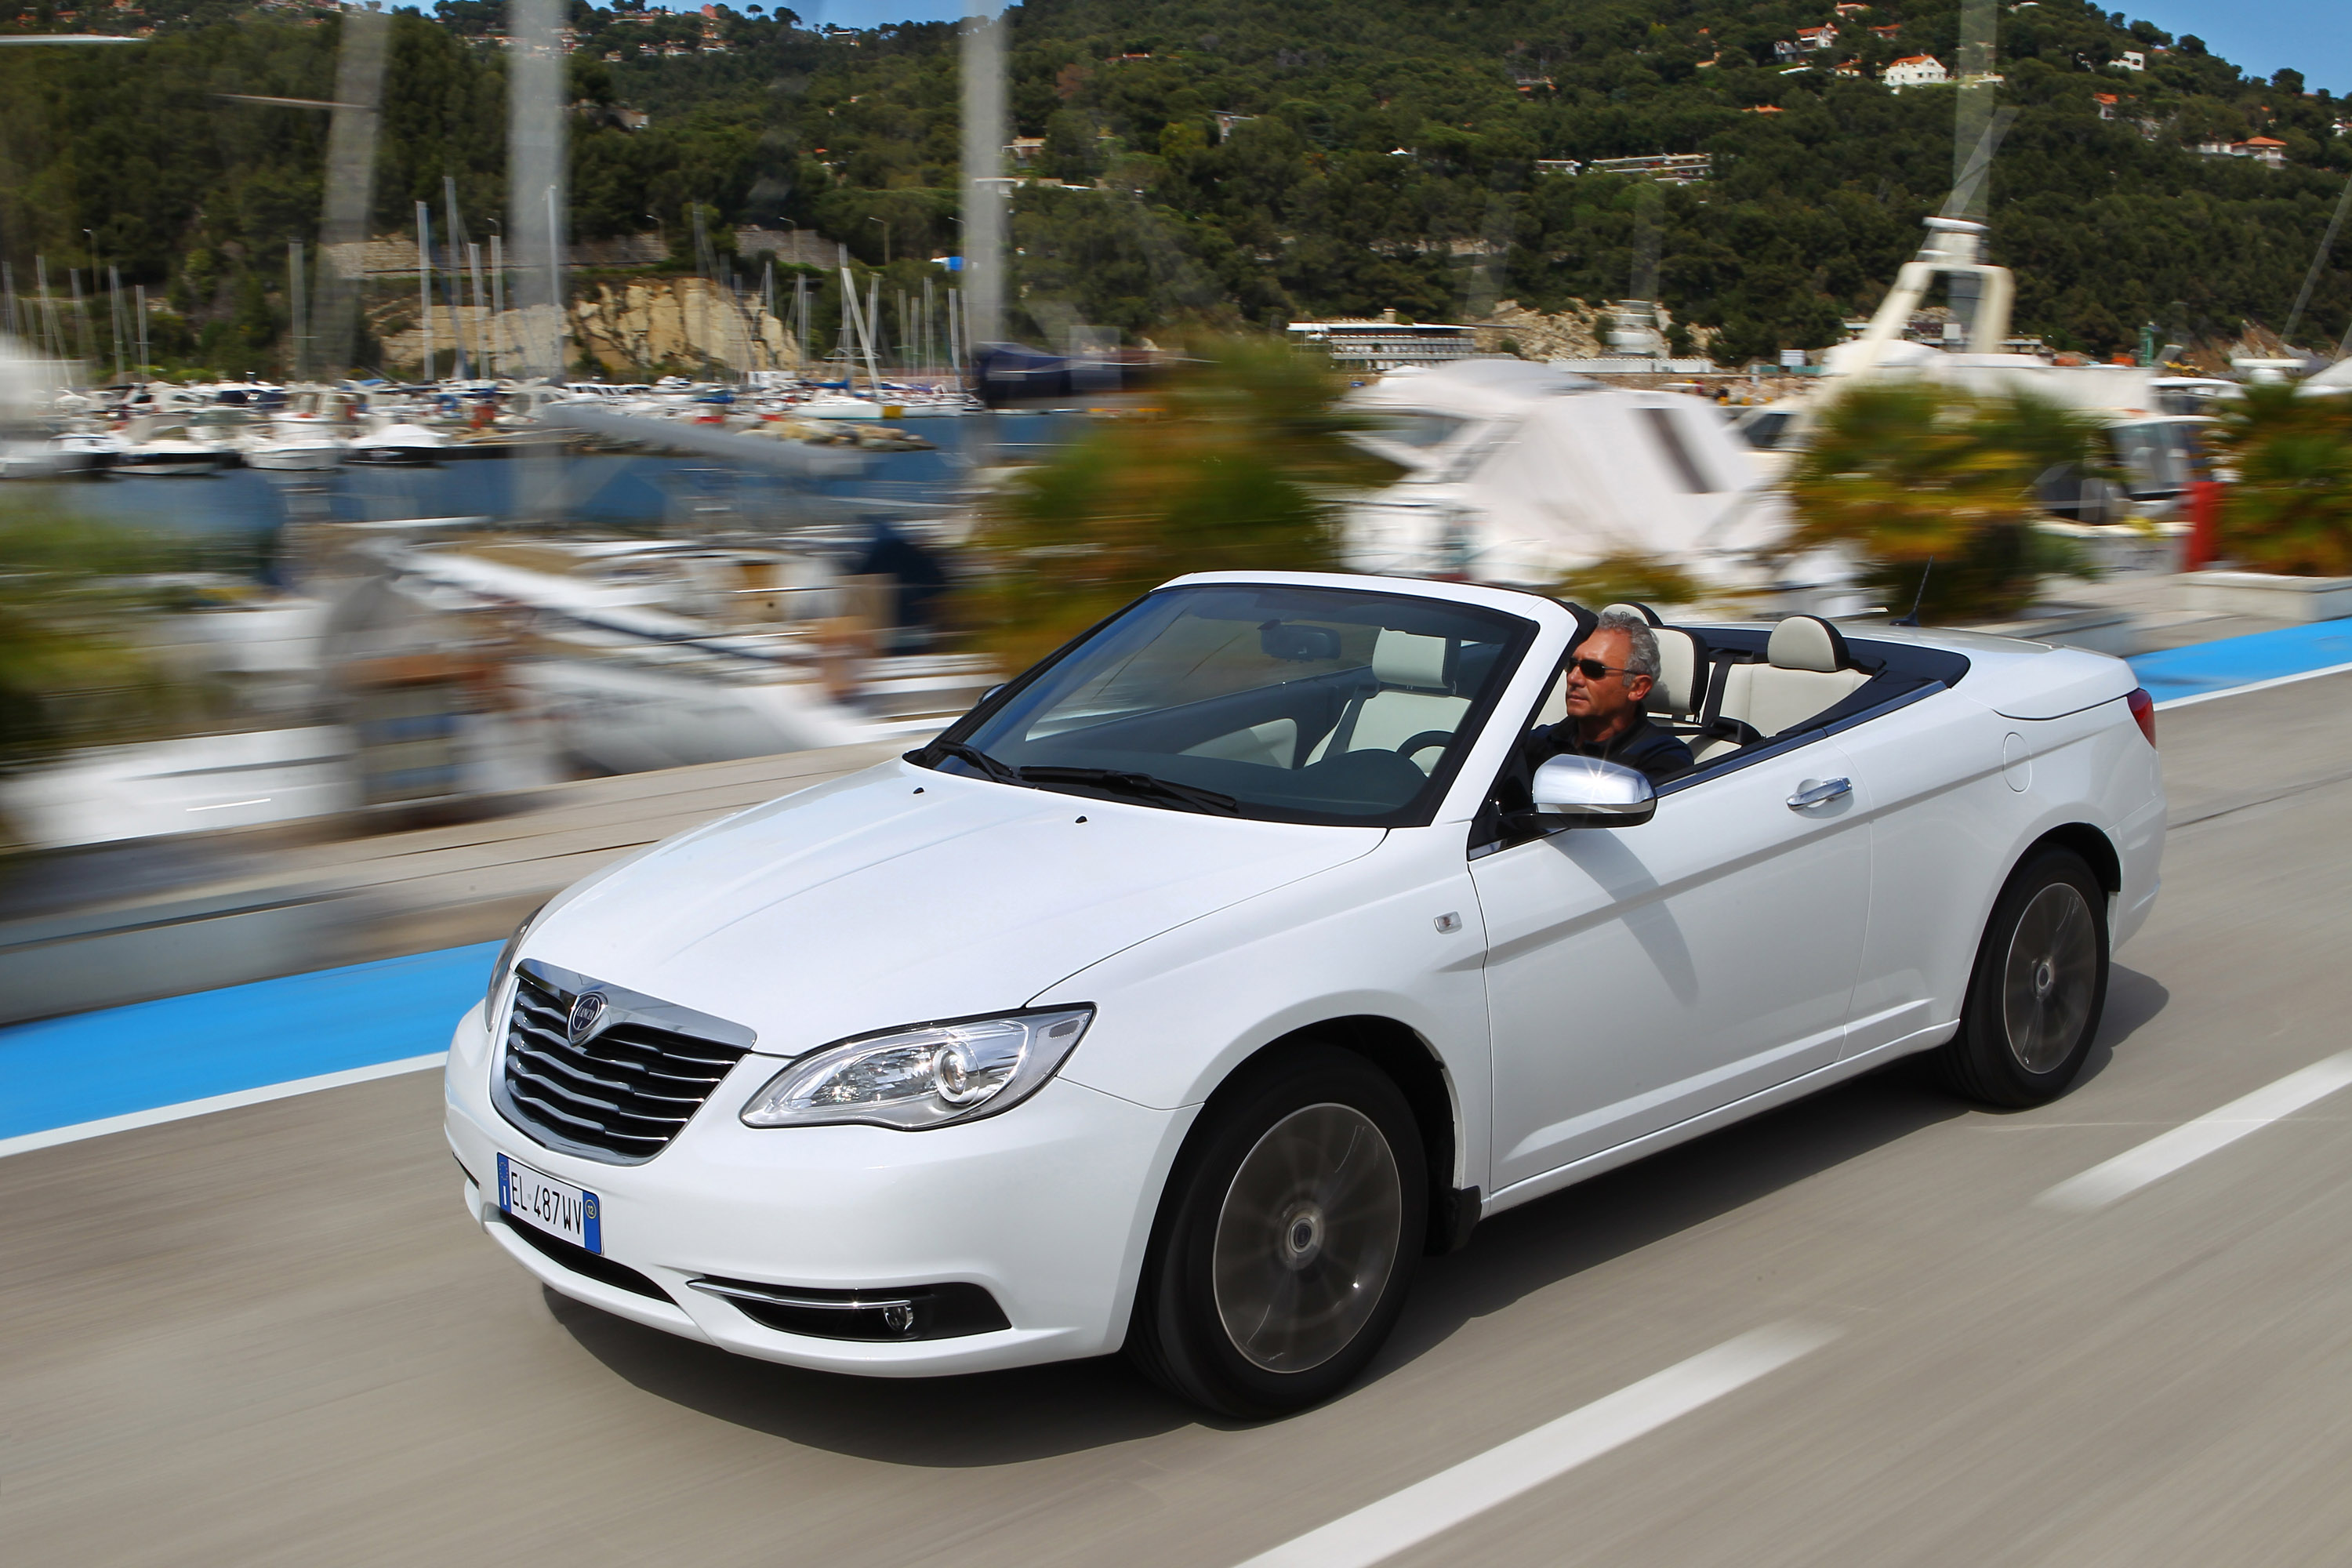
[1787,382,2106,620]
[2204,383,2352,578]
[968,336,1396,671]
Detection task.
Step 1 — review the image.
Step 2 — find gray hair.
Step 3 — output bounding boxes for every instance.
[1592,608,1661,681]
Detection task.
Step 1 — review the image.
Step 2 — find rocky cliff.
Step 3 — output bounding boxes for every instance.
[372,276,802,377]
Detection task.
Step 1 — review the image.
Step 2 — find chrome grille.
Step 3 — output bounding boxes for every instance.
[494,960,755,1164]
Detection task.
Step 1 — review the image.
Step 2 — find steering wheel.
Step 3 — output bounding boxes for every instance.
[1395,730,1454,762]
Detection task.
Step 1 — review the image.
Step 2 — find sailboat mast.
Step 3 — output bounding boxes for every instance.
[444,175,470,379]
[416,201,435,383]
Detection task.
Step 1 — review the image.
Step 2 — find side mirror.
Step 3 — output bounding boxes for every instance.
[1530,755,1656,826]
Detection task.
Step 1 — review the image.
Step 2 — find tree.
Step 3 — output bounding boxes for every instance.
[968,336,1394,669]
[1787,381,2104,619]
[2205,383,2352,576]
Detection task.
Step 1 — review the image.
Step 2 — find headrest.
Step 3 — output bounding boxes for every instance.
[1647,627,1706,715]
[1600,601,1665,627]
[1373,628,1450,690]
[1767,615,1851,674]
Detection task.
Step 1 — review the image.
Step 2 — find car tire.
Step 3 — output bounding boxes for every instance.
[1933,848,2110,1108]
[1127,1046,1427,1419]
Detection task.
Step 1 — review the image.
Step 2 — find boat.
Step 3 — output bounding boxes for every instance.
[111,418,237,476]
[1337,358,1791,590]
[372,532,996,775]
[344,418,448,466]
[241,426,347,471]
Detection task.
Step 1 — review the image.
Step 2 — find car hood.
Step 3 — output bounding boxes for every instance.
[524,760,1385,1058]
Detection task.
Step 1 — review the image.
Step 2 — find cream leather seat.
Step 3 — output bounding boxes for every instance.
[1600,603,1706,724]
[1305,628,1471,771]
[1695,615,1871,762]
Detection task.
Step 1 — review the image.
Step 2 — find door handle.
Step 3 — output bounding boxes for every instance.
[1787,777,1853,811]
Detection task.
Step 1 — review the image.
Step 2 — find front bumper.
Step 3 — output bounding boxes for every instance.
[442,1004,1192,1376]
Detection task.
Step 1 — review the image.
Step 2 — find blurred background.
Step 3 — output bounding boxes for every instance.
[5,0,2352,1024]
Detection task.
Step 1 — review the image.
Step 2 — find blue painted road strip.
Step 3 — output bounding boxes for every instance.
[2130,619,2352,707]
[0,942,496,1149]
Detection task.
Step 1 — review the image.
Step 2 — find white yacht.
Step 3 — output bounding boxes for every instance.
[345,417,448,466]
[1338,359,1791,590]
[111,418,237,476]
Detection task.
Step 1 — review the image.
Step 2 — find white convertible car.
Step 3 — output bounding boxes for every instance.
[445,572,2165,1416]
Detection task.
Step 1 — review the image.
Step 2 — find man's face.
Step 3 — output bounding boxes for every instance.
[1562,626,1653,728]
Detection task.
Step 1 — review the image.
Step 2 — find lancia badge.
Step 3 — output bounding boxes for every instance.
[568,990,609,1042]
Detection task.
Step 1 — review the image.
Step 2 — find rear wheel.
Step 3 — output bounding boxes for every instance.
[1127,1047,1426,1418]
[1933,848,2109,1107]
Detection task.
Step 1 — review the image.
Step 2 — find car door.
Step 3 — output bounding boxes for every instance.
[1469,739,1871,1193]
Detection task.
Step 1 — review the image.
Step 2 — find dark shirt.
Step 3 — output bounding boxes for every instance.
[1528,713,1694,785]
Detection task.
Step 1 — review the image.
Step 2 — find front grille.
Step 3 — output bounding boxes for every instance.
[494,961,755,1164]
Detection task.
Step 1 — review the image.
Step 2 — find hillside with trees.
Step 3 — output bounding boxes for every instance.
[2,0,2349,372]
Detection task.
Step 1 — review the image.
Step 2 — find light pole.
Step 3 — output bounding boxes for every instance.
[867,215,890,267]
[644,211,665,259]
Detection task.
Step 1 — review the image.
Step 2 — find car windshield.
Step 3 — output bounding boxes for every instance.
[931,584,1535,826]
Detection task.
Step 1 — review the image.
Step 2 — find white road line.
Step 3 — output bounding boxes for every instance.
[1233,1322,1840,1568]
[2153,659,2352,712]
[2036,1051,2352,1214]
[0,1053,448,1160]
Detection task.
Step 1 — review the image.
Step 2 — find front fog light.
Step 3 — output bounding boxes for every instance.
[739,1007,1094,1131]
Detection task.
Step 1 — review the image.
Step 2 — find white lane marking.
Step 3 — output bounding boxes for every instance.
[1233,1322,1840,1568]
[2036,1051,2352,1213]
[2153,659,2352,712]
[0,1053,448,1160]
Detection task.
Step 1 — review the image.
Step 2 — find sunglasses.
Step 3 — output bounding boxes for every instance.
[1568,658,1635,681]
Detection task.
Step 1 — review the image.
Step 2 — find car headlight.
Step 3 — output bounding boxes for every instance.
[739,1007,1094,1131]
[485,902,548,1022]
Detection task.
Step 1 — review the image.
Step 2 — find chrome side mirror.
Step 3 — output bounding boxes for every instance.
[1530,755,1656,826]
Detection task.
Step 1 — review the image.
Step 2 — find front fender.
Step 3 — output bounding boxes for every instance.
[1035,825,1492,1188]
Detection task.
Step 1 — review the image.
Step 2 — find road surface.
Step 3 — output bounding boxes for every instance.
[6,675,2351,1567]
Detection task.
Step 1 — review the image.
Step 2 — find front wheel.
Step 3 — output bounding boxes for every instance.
[1933,848,2109,1107]
[1127,1047,1427,1418]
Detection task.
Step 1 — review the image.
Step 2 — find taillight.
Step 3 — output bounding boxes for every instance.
[2126,687,2157,749]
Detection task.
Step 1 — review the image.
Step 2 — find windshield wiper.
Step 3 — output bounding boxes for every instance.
[911,738,1026,786]
[1018,766,1242,816]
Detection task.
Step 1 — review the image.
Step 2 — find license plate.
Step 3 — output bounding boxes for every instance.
[497,1152,602,1254]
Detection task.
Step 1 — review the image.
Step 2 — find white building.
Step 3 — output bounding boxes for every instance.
[2118,50,2146,71]
[1882,54,1948,90]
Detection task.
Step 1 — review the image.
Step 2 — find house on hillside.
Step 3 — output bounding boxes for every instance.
[1870,24,1900,38]
[1883,54,1948,90]
[2095,92,2118,120]
[2196,136,2289,166]
[2118,50,2146,71]
[1579,152,1713,184]
[1796,24,1837,50]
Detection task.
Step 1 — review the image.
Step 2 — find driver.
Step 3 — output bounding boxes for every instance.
[1527,609,1694,784]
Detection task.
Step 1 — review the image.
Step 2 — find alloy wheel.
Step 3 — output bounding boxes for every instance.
[2002,882,2100,1074]
[1210,1102,1404,1374]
